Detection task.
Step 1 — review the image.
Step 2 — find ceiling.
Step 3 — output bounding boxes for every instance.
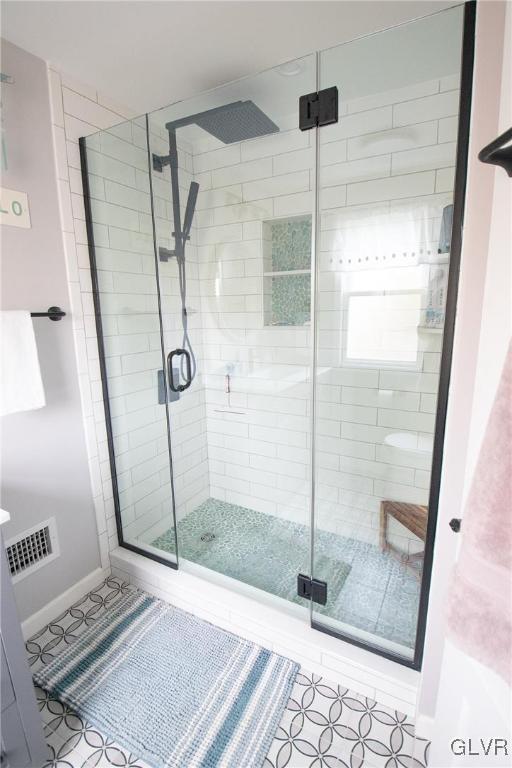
[2,1,455,115]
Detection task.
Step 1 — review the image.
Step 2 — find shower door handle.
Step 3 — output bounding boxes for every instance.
[167,348,192,392]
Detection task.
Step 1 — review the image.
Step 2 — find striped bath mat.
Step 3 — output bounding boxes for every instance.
[34,589,298,768]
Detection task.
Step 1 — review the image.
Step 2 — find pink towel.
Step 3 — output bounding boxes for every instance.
[447,339,512,684]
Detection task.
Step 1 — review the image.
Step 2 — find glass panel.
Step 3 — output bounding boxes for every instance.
[312,5,465,661]
[146,55,316,615]
[83,119,178,565]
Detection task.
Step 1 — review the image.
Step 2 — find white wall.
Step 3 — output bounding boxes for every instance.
[45,64,143,561]
[418,0,512,755]
[429,2,512,760]
[0,40,102,620]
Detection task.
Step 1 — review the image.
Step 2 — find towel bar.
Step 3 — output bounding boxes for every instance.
[30,306,66,321]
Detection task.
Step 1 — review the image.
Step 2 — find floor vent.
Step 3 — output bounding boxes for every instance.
[5,518,59,583]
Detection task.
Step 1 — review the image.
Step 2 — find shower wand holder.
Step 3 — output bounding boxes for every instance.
[159,242,190,262]
[159,247,175,262]
[152,153,172,173]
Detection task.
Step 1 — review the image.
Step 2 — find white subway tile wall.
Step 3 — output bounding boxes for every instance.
[50,64,459,570]
[87,116,210,547]
[189,75,458,556]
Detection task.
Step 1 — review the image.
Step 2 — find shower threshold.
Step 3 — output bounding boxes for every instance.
[151,498,420,650]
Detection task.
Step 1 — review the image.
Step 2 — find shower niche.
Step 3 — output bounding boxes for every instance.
[263,215,312,327]
[80,2,472,670]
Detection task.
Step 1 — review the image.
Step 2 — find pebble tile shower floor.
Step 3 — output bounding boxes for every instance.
[152,498,421,650]
[28,576,430,768]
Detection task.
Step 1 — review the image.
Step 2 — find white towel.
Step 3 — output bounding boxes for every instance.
[0,311,45,416]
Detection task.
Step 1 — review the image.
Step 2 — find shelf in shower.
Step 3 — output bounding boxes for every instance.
[263,269,311,277]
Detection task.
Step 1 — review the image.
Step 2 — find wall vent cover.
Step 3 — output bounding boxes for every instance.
[5,518,59,583]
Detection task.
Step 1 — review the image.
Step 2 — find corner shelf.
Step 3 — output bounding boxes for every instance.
[263,269,310,277]
[418,326,443,334]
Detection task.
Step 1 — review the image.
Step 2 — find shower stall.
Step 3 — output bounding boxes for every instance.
[80,3,473,668]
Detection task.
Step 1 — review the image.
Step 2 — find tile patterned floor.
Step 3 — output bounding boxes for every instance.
[27,576,430,768]
[152,499,351,616]
[152,497,421,650]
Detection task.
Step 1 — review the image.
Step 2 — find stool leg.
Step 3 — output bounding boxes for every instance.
[379,502,387,552]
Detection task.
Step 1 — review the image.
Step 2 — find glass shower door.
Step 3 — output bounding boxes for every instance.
[145,56,318,614]
[81,118,178,565]
[311,5,465,663]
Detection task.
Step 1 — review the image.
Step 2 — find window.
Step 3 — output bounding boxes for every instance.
[345,290,422,365]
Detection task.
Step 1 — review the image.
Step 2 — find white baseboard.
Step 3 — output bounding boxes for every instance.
[415,713,435,741]
[21,566,110,640]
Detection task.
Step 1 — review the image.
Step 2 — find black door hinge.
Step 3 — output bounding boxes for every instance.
[297,574,328,605]
[299,87,338,131]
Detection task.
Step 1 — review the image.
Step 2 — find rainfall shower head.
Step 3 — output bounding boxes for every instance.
[165,101,279,144]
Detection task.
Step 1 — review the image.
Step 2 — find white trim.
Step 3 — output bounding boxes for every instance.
[415,713,435,741]
[110,546,420,717]
[21,566,110,640]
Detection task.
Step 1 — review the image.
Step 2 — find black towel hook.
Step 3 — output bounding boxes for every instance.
[478,126,512,177]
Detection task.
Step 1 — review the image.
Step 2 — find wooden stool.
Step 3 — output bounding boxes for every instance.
[379,500,428,578]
